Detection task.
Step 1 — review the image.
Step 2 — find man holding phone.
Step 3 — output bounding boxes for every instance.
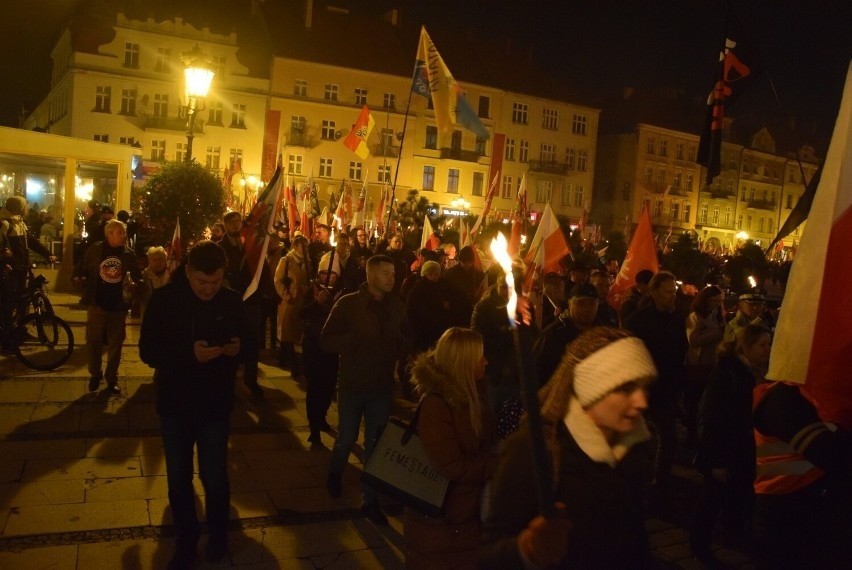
[140,240,254,569]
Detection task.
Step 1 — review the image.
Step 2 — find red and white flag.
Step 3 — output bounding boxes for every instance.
[420,214,440,251]
[459,219,471,249]
[351,177,368,229]
[374,183,391,232]
[333,180,353,230]
[167,216,181,272]
[242,166,284,300]
[767,61,852,428]
[284,176,300,238]
[523,203,571,291]
[508,175,527,256]
[608,205,659,310]
[469,172,500,237]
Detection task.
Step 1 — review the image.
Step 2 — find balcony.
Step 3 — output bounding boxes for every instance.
[374,144,399,158]
[144,115,201,133]
[703,188,737,200]
[697,219,738,230]
[440,147,481,162]
[528,160,569,175]
[746,198,776,211]
[286,133,314,148]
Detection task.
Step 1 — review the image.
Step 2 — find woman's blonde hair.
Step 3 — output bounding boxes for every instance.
[146,246,166,259]
[430,327,485,437]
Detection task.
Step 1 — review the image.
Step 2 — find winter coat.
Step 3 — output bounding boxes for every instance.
[626,303,688,405]
[0,210,52,269]
[471,286,516,388]
[406,278,453,352]
[274,250,308,344]
[686,309,725,367]
[405,356,498,569]
[533,316,585,386]
[139,270,254,419]
[695,353,759,477]
[481,400,654,569]
[320,283,411,393]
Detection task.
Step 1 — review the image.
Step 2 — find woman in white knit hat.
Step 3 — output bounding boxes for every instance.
[481,327,658,569]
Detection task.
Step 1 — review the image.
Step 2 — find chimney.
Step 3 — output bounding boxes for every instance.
[305,0,313,29]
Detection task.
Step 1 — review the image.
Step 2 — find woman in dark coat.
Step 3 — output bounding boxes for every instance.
[690,324,771,562]
[481,327,657,569]
[404,327,498,569]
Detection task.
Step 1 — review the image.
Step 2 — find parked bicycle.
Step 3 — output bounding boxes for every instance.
[0,269,74,370]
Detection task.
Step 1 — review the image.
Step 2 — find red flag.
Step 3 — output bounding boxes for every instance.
[608,206,659,310]
[523,203,571,291]
[343,106,375,159]
[241,167,284,300]
[767,61,852,428]
[508,175,527,256]
[167,216,181,273]
[579,207,588,235]
[470,172,500,237]
[284,177,300,238]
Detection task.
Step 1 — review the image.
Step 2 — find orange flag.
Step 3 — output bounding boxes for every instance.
[607,206,659,310]
[343,106,375,159]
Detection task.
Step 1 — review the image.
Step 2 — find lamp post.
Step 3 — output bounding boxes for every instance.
[450,195,470,212]
[181,45,215,164]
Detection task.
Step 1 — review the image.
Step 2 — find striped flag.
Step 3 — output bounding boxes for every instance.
[167,216,181,273]
[284,176,300,238]
[375,183,391,232]
[241,166,284,300]
[523,203,571,291]
[508,175,527,256]
[420,214,440,251]
[469,172,500,237]
[767,61,852,428]
[351,177,368,229]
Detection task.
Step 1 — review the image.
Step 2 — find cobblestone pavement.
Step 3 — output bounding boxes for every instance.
[0,279,754,569]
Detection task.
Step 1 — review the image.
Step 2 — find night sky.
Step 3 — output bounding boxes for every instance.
[1,0,849,146]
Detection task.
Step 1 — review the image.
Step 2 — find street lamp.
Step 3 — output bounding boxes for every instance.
[181,44,215,164]
[450,195,470,212]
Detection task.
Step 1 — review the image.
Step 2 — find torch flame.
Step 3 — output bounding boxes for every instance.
[329,228,336,247]
[748,275,757,288]
[490,233,518,328]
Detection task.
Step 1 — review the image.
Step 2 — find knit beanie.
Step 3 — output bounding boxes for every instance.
[4,196,27,215]
[572,337,657,407]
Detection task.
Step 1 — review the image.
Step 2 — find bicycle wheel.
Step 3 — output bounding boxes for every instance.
[31,291,54,315]
[14,313,74,370]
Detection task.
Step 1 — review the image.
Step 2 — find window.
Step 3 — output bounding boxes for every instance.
[349,161,362,180]
[676,143,684,160]
[540,143,555,163]
[208,102,223,124]
[536,180,553,203]
[644,167,653,184]
[561,183,572,206]
[354,88,367,105]
[210,56,226,77]
[450,130,462,150]
[577,150,588,172]
[383,92,396,109]
[229,148,243,165]
[447,169,460,193]
[124,42,139,68]
[767,218,773,234]
[478,96,490,118]
[381,128,394,152]
[93,134,109,142]
[321,120,336,140]
[422,166,436,191]
[688,145,696,162]
[472,172,484,197]
[786,194,793,209]
[565,148,576,170]
[150,140,166,161]
[653,200,662,218]
[288,154,303,175]
[574,185,585,208]
[724,206,731,225]
[119,136,136,146]
[671,202,680,220]
[505,138,515,161]
[728,153,736,169]
[231,104,246,128]
[686,173,694,191]
[154,48,171,73]
[502,175,513,199]
[205,146,221,169]
[424,126,437,150]
[659,140,668,157]
[294,79,307,97]
[512,102,528,125]
[657,169,666,187]
[290,115,306,139]
[378,165,391,183]
[175,142,186,163]
[153,94,168,118]
[759,217,765,233]
[324,84,338,101]
[770,191,776,204]
[571,114,587,135]
[542,108,558,130]
[673,171,682,188]
[746,215,753,230]
[647,137,656,154]
[684,204,691,223]
[699,203,708,224]
[750,187,756,201]
[726,179,734,194]
[519,140,529,163]
[475,136,487,156]
[120,88,136,115]
[319,157,333,178]
[737,214,743,230]
[95,86,111,113]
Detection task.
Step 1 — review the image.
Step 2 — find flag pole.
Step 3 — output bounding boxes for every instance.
[384,76,416,233]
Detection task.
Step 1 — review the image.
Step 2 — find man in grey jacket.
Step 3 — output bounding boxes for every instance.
[321,254,411,525]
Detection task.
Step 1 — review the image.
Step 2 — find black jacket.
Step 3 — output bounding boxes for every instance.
[533,316,585,386]
[471,286,516,388]
[626,303,688,403]
[406,277,452,352]
[139,270,254,419]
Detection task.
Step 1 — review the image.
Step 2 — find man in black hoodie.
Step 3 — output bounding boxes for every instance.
[140,240,254,569]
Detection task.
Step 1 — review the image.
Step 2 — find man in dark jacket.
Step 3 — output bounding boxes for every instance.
[73,219,141,395]
[320,254,411,525]
[625,271,688,492]
[140,240,254,569]
[471,279,517,416]
[618,269,653,326]
[442,245,485,326]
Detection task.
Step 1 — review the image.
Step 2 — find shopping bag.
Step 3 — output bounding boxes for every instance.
[361,404,449,515]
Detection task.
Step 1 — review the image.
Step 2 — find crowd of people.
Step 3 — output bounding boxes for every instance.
[2,194,849,569]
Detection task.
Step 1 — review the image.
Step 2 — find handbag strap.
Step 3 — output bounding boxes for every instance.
[402,400,423,445]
